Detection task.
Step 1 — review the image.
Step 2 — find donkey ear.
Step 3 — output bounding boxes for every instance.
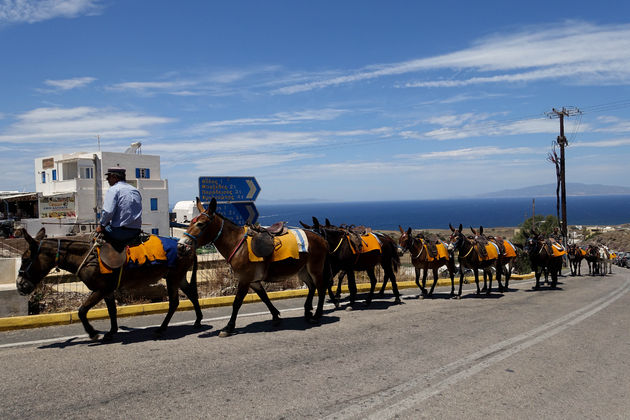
[399,225,404,234]
[407,227,412,236]
[325,218,332,227]
[458,224,463,232]
[299,221,311,229]
[35,227,46,241]
[470,226,477,235]
[480,226,484,235]
[449,223,455,232]
[195,197,206,213]
[208,197,217,214]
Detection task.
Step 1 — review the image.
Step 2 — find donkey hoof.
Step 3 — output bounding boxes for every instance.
[103,332,114,342]
[219,330,233,338]
[394,297,402,304]
[272,317,282,327]
[345,305,354,311]
[89,333,101,342]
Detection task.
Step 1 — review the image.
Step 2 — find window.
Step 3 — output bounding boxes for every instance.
[84,167,93,179]
[52,169,57,181]
[41,172,46,183]
[151,228,159,235]
[136,168,150,179]
[150,198,158,211]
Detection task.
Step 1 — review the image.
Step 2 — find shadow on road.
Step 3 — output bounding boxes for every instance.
[37,323,214,349]
[198,311,341,338]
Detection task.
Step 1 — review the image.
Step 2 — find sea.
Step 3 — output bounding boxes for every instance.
[256,195,630,230]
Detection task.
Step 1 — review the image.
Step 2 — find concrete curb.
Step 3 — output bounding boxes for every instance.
[0,272,536,332]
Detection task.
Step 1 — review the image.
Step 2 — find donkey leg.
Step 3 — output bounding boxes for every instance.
[179,280,203,328]
[415,267,426,297]
[78,290,109,341]
[377,273,388,297]
[249,282,282,326]
[157,279,180,335]
[346,271,358,309]
[364,269,378,306]
[387,268,401,304]
[220,283,250,337]
[103,295,118,341]
[335,271,345,300]
[474,270,481,295]
[457,268,465,298]
[486,269,494,295]
[427,268,438,297]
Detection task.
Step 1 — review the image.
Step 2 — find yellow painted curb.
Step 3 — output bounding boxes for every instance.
[0,272,537,332]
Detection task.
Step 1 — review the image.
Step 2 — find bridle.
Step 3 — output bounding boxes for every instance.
[401,233,425,260]
[18,238,63,289]
[184,211,224,247]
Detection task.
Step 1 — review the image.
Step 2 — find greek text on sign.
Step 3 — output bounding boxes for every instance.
[198,176,260,202]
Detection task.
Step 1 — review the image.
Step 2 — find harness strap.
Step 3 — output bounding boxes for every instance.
[332,236,345,254]
[462,241,475,258]
[227,231,246,264]
[413,239,425,260]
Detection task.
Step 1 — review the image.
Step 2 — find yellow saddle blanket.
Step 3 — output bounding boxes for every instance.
[348,233,382,254]
[500,240,517,258]
[421,241,449,261]
[476,242,499,261]
[247,229,308,263]
[97,235,168,274]
[550,241,566,257]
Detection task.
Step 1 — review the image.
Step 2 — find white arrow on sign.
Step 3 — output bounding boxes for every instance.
[246,179,258,200]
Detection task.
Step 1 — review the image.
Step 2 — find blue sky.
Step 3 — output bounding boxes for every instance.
[1,1,630,204]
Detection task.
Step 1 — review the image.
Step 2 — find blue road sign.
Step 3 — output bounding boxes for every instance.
[199,176,260,202]
[214,202,259,225]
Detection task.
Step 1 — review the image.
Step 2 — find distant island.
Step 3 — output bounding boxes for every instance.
[478,183,630,198]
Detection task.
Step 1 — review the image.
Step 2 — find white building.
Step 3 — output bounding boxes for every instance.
[32,142,169,237]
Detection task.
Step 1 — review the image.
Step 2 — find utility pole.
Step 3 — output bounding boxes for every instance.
[546,106,581,245]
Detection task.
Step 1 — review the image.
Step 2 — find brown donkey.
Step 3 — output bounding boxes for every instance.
[16,228,203,341]
[178,198,330,337]
[398,226,456,298]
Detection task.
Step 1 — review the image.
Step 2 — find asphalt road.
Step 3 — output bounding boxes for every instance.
[1,270,629,419]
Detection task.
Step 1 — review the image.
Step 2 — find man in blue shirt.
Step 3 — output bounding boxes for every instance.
[96,167,142,252]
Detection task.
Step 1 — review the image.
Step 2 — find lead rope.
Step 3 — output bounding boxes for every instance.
[75,233,98,275]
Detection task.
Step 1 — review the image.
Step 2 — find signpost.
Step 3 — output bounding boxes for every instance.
[198,176,260,224]
[199,176,260,202]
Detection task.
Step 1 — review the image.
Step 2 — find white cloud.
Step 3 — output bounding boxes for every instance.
[416,113,560,140]
[404,146,535,160]
[571,138,630,148]
[0,106,174,143]
[190,152,313,172]
[43,76,96,91]
[189,108,348,132]
[0,0,103,24]
[273,21,630,94]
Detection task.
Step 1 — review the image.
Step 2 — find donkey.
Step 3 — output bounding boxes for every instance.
[16,227,203,341]
[179,198,330,337]
[398,226,456,298]
[567,244,585,276]
[303,218,401,307]
[523,231,564,289]
[448,224,502,297]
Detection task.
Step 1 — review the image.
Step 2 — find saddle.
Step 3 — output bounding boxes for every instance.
[97,232,150,270]
[418,234,439,258]
[488,236,506,255]
[475,236,489,258]
[98,242,127,269]
[249,222,288,258]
